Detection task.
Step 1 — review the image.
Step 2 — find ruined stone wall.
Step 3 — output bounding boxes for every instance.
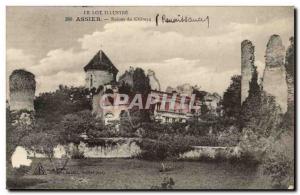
[241,40,255,103]
[285,37,294,116]
[9,69,36,111]
[85,70,114,89]
[9,90,35,111]
[28,139,141,159]
[262,35,288,113]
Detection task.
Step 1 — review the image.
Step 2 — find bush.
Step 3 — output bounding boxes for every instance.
[70,147,85,159]
[196,150,226,162]
[237,128,269,164]
[87,127,136,139]
[137,135,201,160]
[263,131,294,189]
[263,155,293,189]
[185,121,216,136]
[138,134,217,160]
[196,135,218,146]
[217,125,240,146]
[34,86,91,121]
[140,122,176,139]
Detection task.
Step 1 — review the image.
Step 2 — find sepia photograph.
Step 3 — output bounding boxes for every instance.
[6,6,295,190]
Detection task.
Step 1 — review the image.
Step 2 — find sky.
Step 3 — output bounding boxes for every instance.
[6,6,294,96]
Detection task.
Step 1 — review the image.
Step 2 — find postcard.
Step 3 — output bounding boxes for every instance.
[6,6,295,190]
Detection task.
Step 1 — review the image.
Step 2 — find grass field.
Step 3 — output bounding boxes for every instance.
[7,158,273,190]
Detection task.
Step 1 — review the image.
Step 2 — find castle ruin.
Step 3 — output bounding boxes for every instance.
[241,40,255,103]
[9,69,36,111]
[285,37,295,116]
[262,34,288,113]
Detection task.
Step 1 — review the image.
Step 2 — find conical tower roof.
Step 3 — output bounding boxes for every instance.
[84,50,118,74]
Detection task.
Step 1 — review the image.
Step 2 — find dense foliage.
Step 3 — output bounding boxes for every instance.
[34,85,91,121]
[7,51,294,189]
[7,109,35,165]
[137,135,197,160]
[263,131,294,188]
[239,38,295,188]
[222,75,241,120]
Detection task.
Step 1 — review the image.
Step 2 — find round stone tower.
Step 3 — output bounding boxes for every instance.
[9,69,36,111]
[241,40,255,103]
[84,50,118,89]
[285,37,294,117]
[262,34,287,113]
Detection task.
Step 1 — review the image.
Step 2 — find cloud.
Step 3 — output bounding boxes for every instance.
[78,21,240,69]
[120,58,239,94]
[228,17,294,48]
[35,71,85,95]
[29,48,89,76]
[6,48,35,75]
[6,48,86,95]
[7,16,293,94]
[6,49,36,97]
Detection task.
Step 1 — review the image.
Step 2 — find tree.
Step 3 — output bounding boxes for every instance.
[118,82,133,96]
[34,86,91,121]
[238,128,270,164]
[241,67,262,130]
[132,68,151,95]
[132,68,151,123]
[283,37,295,130]
[19,110,98,174]
[241,67,282,137]
[285,37,295,80]
[59,110,101,158]
[263,131,294,189]
[201,104,209,115]
[217,125,240,146]
[192,89,207,101]
[60,114,85,145]
[7,109,35,166]
[222,75,241,120]
[18,115,74,174]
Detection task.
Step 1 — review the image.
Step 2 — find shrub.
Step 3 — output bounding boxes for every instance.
[217,125,240,146]
[196,151,224,162]
[237,128,269,164]
[196,135,218,146]
[70,147,85,159]
[263,131,294,189]
[140,122,172,139]
[137,135,200,160]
